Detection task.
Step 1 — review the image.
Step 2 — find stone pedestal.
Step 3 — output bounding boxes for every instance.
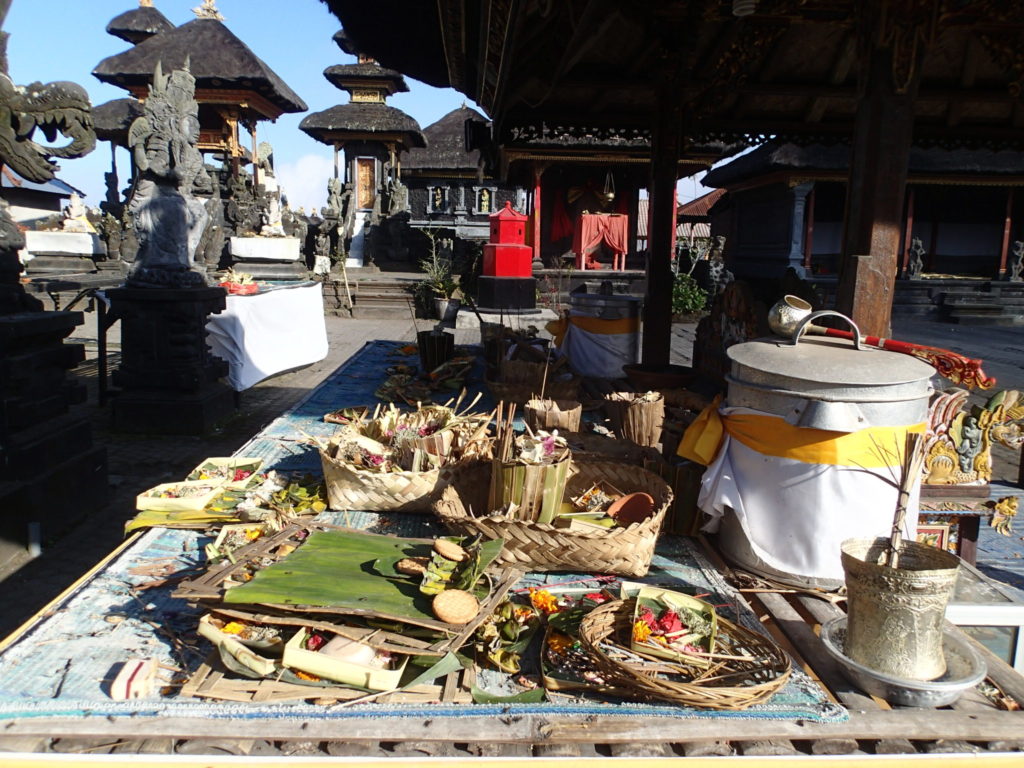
[477,275,537,312]
[229,237,307,281]
[107,286,235,435]
[22,231,106,275]
[0,311,108,552]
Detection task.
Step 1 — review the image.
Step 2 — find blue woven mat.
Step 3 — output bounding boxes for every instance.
[0,341,846,724]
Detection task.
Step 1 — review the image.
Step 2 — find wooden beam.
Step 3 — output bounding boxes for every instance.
[836,6,926,337]
[802,184,816,271]
[901,185,916,276]
[1000,187,1015,276]
[642,85,682,367]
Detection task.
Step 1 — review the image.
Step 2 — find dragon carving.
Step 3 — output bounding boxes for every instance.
[0,70,95,313]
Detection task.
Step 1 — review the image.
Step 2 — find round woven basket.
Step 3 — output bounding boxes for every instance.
[433,460,672,577]
[320,447,454,513]
[577,598,791,710]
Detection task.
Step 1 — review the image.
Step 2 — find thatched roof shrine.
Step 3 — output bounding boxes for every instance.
[105,2,174,45]
[403,105,485,172]
[704,142,1024,188]
[93,17,307,118]
[299,102,425,149]
[91,97,144,146]
[323,64,408,97]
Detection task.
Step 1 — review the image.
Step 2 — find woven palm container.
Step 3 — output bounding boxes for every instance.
[433,460,671,577]
[578,598,792,710]
[320,446,453,513]
[486,360,580,405]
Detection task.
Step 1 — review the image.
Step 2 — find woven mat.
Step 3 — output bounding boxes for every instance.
[0,341,846,724]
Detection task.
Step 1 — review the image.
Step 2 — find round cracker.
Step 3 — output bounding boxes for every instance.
[432,589,480,624]
[433,538,467,562]
[395,557,428,576]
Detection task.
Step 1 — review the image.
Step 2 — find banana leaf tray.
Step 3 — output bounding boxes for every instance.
[173,522,520,656]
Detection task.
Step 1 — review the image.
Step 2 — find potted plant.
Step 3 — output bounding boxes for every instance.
[417,229,461,320]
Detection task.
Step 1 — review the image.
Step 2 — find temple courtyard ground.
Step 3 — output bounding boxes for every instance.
[0,314,1020,639]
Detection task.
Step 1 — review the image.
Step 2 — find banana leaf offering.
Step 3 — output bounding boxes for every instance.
[176,523,515,656]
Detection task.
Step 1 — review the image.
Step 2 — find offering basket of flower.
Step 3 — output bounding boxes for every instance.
[433,450,672,577]
[318,401,492,512]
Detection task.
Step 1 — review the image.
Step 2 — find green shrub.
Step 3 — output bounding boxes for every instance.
[672,272,708,315]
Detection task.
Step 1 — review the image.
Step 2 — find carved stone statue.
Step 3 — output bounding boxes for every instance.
[260,193,285,237]
[96,211,122,261]
[1010,240,1023,283]
[907,236,925,279]
[386,177,409,217]
[195,174,226,267]
[324,177,343,219]
[125,62,210,288]
[313,225,331,275]
[61,192,95,233]
[225,169,256,235]
[0,66,95,313]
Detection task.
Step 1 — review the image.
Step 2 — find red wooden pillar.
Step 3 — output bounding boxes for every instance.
[531,165,543,265]
[901,186,916,276]
[802,185,816,271]
[999,188,1015,277]
[642,88,682,367]
[836,5,927,337]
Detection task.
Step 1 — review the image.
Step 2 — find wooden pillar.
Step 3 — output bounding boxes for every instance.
[999,188,1015,277]
[835,6,928,337]
[901,185,916,276]
[531,164,543,265]
[250,121,259,190]
[333,143,340,180]
[802,185,816,271]
[643,88,683,367]
[788,182,813,275]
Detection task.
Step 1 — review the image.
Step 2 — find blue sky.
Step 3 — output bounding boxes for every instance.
[5,0,712,211]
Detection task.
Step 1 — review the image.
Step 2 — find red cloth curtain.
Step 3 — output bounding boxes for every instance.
[551,190,574,242]
[573,213,629,259]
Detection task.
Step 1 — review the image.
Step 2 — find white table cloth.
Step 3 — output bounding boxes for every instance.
[206,282,329,391]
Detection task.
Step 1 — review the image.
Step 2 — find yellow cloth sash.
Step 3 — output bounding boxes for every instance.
[678,400,925,468]
[547,314,640,348]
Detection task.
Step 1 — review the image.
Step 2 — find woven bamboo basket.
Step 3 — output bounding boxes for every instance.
[524,398,582,432]
[577,598,791,710]
[433,460,672,577]
[320,445,454,513]
[486,359,580,405]
[603,391,665,448]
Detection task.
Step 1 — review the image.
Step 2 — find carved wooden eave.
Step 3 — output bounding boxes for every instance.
[126,85,284,122]
[325,0,1024,151]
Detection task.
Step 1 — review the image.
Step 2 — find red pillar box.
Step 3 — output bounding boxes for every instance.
[478,201,537,312]
[483,202,532,277]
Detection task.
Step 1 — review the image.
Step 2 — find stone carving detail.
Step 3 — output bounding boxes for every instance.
[906,236,925,279]
[0,69,95,313]
[126,62,210,288]
[1010,240,1023,283]
[505,121,650,148]
[923,387,1024,485]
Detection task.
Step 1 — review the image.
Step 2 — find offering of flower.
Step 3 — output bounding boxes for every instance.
[630,586,716,666]
[136,481,224,512]
[473,600,540,673]
[187,457,264,489]
[324,401,492,474]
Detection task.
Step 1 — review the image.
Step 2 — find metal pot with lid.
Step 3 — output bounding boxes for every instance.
[706,311,936,590]
[726,311,935,431]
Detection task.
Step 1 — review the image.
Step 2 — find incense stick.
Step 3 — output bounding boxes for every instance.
[887,432,925,568]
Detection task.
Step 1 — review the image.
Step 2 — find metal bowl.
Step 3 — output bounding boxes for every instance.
[820,617,987,707]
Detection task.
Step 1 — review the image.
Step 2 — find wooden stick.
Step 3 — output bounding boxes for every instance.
[887,431,925,568]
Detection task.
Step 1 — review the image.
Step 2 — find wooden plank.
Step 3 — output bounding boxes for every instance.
[7,709,1024,744]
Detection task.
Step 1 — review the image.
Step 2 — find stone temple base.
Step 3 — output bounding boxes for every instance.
[107,286,235,435]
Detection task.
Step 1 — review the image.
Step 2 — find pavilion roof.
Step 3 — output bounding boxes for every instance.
[299,102,425,148]
[93,17,307,115]
[703,142,1024,188]
[322,1,1024,152]
[91,97,144,146]
[403,105,486,171]
[323,64,409,95]
[105,4,175,45]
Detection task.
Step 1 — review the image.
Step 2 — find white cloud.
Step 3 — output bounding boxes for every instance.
[274,153,335,214]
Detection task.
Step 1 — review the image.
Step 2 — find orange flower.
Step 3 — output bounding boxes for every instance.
[529,588,559,614]
[221,621,246,635]
[632,620,652,643]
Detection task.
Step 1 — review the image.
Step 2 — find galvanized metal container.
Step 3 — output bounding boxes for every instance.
[715,314,936,589]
